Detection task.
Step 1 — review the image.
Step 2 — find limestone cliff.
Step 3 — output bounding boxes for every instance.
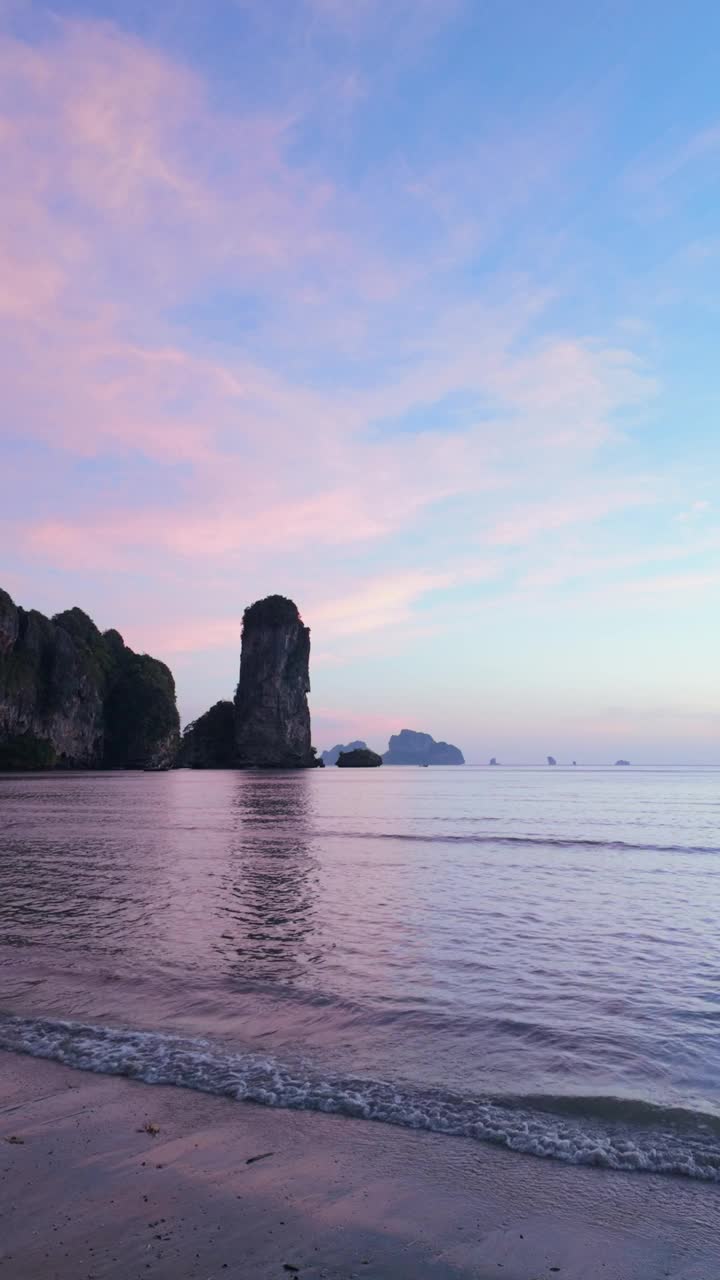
[0,588,179,769]
[382,729,464,766]
[234,596,319,768]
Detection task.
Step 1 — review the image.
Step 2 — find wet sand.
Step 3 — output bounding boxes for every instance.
[1,1052,717,1280]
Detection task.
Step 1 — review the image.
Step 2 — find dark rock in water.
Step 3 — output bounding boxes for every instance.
[321,740,367,766]
[178,701,236,768]
[382,729,464,766]
[337,747,382,768]
[489,757,498,766]
[547,756,557,766]
[0,587,179,770]
[615,759,631,766]
[234,595,319,769]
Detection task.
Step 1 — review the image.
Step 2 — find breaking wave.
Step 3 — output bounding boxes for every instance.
[2,1013,719,1182]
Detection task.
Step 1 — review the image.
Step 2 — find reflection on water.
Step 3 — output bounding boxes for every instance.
[216,772,320,984]
[1,767,720,1113]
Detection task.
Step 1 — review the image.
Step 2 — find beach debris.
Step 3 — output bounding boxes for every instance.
[138,1121,160,1136]
[4,1135,24,1144]
[282,1266,300,1273]
[246,1150,274,1165]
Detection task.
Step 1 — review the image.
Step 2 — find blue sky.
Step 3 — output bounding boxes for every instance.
[1,0,719,761]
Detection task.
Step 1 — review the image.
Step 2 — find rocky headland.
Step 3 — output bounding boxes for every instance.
[0,588,179,769]
[382,729,464,766]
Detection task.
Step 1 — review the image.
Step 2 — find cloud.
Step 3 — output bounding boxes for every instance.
[675,499,711,523]
[1,10,679,734]
[312,569,461,637]
[519,529,720,589]
[488,486,658,548]
[626,122,720,195]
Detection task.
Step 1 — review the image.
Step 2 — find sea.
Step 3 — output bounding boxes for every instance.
[1,766,719,1182]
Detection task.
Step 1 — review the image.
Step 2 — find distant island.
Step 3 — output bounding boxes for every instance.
[547,756,557,766]
[615,759,631,766]
[321,740,368,766]
[489,757,498,766]
[0,587,179,769]
[383,729,464,766]
[337,747,382,768]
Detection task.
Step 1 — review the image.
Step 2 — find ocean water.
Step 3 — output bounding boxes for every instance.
[1,766,720,1181]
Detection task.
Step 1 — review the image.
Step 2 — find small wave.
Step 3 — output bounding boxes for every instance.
[1,1014,719,1182]
[315,829,720,855]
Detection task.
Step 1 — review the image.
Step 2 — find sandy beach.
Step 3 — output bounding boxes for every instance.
[1,1052,718,1280]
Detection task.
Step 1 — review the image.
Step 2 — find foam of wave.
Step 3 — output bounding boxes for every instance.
[1,1014,719,1182]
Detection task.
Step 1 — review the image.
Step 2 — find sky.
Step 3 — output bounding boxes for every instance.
[1,0,720,764]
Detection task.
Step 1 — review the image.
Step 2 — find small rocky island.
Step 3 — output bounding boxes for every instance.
[0,587,179,769]
[180,595,321,769]
[382,729,464,765]
[337,747,383,767]
[321,740,368,766]
[615,759,631,766]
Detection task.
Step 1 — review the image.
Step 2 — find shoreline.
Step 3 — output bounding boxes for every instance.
[2,1052,718,1280]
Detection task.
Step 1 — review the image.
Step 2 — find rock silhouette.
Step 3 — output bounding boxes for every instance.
[178,702,235,768]
[0,588,179,770]
[234,596,319,769]
[382,729,464,766]
[321,740,368,766]
[337,747,383,768]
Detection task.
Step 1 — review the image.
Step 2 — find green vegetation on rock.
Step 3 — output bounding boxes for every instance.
[242,595,301,629]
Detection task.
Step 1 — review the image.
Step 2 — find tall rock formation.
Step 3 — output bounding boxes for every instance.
[234,596,318,768]
[0,587,179,769]
[382,729,464,766]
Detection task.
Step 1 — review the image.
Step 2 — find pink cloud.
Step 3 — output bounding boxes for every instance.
[1,8,674,744]
[1,20,655,541]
